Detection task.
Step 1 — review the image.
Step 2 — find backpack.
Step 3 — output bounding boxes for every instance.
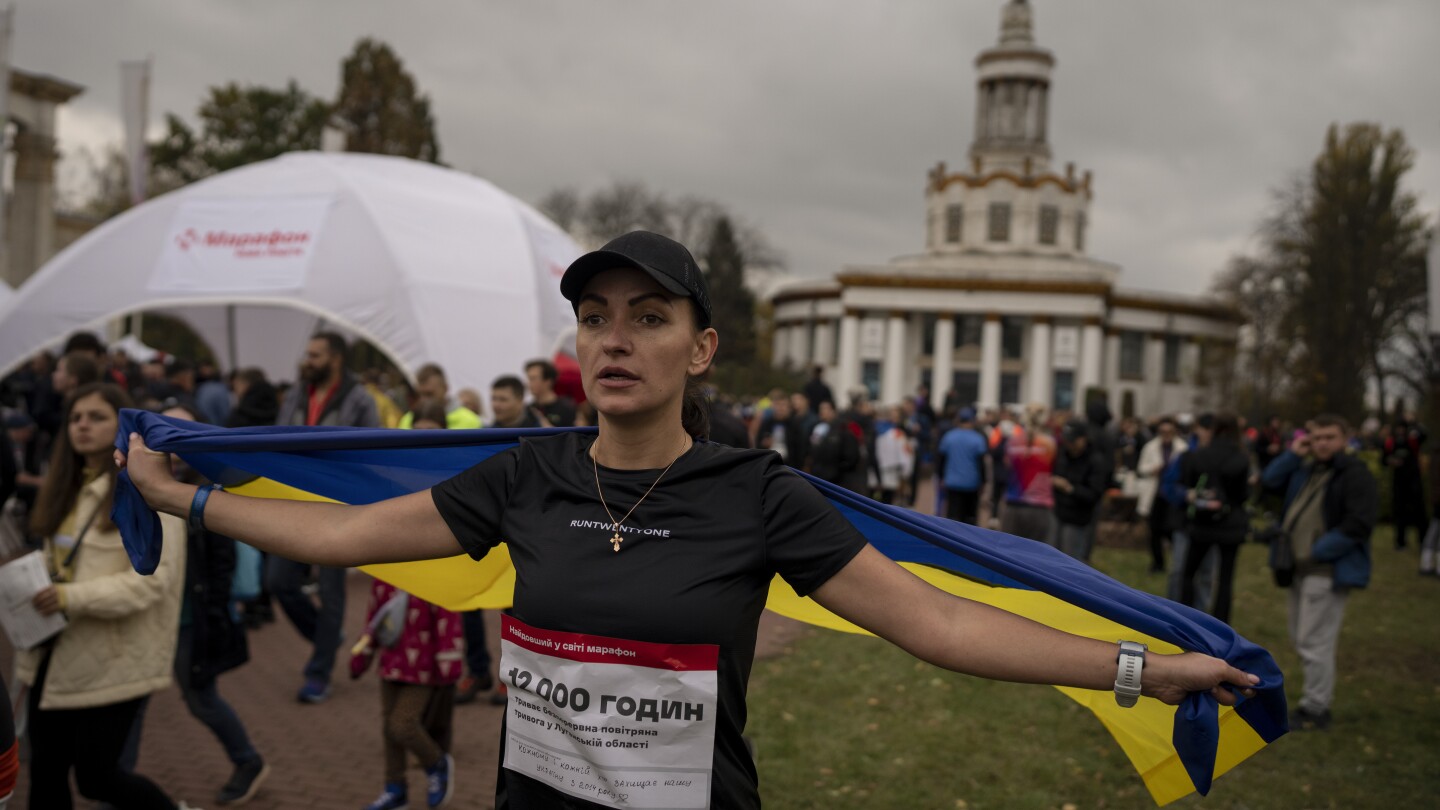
[368,591,410,649]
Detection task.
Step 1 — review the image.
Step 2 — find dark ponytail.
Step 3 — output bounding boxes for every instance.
[681,376,710,440]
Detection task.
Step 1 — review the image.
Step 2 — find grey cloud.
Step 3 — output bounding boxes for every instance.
[17,0,1440,294]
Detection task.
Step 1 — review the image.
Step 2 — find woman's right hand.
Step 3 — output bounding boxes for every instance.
[115,432,191,515]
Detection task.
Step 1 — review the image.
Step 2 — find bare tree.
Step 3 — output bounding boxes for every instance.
[1221,124,1431,422]
[536,180,785,270]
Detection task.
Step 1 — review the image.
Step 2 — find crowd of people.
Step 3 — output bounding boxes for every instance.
[0,325,1413,805]
[735,366,1404,734]
[0,330,602,809]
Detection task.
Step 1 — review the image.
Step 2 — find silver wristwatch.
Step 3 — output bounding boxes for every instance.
[1114,640,1147,708]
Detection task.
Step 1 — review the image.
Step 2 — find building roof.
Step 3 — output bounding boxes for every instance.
[9,68,85,104]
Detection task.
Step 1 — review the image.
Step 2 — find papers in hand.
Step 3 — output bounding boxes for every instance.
[0,551,66,650]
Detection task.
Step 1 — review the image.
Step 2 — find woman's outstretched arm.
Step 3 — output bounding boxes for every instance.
[810,544,1259,706]
[118,432,463,567]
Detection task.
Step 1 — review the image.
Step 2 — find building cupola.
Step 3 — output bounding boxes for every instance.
[970,0,1054,174]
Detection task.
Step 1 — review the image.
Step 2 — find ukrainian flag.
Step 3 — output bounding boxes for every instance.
[112,410,1286,805]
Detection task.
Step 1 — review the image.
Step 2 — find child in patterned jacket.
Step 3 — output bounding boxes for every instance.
[351,577,464,810]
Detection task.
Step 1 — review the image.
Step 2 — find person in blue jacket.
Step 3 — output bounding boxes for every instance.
[937,407,989,525]
[1261,413,1376,731]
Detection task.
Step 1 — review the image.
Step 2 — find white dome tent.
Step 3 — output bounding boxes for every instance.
[0,152,581,392]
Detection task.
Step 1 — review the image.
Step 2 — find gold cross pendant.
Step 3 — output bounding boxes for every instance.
[611,532,623,552]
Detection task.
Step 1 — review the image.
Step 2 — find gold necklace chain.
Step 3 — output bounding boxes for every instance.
[591,436,690,552]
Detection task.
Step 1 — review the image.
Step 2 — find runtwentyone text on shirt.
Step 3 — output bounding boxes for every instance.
[568,519,674,539]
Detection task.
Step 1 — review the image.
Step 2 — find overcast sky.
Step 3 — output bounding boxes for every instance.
[20,0,1440,296]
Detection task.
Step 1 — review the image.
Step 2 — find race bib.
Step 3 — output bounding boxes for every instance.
[500,614,719,809]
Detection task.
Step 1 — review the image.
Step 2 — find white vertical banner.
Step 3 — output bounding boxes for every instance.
[1427,236,1440,383]
[0,5,14,270]
[1428,236,1440,337]
[520,210,583,346]
[120,58,151,206]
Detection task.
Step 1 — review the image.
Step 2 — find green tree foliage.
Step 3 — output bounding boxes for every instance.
[149,81,330,191]
[333,38,441,162]
[1218,123,1431,422]
[704,216,758,367]
[70,146,132,220]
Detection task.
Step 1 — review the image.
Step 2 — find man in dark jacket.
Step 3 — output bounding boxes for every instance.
[1084,399,1118,552]
[1086,399,1118,487]
[787,393,819,470]
[802,365,835,410]
[756,395,796,463]
[705,397,751,449]
[1261,414,1377,731]
[270,332,380,703]
[1382,420,1426,549]
[809,401,863,493]
[1051,420,1107,561]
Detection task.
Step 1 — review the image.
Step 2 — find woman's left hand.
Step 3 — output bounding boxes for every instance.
[1143,651,1259,706]
[32,586,63,616]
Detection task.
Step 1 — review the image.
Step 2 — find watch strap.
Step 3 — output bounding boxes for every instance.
[1115,640,1147,708]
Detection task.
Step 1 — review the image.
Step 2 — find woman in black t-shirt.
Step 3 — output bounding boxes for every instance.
[120,231,1260,809]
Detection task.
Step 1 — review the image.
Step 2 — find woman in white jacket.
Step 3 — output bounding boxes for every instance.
[874,405,915,505]
[20,382,187,810]
[1135,417,1189,574]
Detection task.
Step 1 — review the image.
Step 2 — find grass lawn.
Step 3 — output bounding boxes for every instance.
[747,527,1440,809]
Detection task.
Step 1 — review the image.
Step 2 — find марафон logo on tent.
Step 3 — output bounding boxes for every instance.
[174,227,312,259]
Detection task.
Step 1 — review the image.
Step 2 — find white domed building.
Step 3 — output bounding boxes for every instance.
[769,0,1238,418]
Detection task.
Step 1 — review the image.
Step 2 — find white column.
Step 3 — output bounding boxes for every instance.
[1078,320,1104,397]
[1104,330,1121,395]
[905,313,925,398]
[881,313,907,405]
[790,321,811,369]
[1182,339,1204,409]
[978,314,1002,409]
[836,312,862,403]
[1036,85,1048,143]
[932,315,955,409]
[772,324,788,368]
[813,320,836,372]
[1027,318,1052,408]
[1144,334,1166,415]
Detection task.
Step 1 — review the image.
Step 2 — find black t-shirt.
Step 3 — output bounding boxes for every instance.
[534,396,577,428]
[431,432,868,809]
[496,409,543,430]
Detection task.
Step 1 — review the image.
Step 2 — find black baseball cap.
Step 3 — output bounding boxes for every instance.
[1062,419,1089,443]
[560,231,713,328]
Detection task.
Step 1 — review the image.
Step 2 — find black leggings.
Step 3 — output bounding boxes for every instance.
[945,490,980,525]
[1179,538,1239,625]
[1147,503,1172,571]
[27,657,176,810]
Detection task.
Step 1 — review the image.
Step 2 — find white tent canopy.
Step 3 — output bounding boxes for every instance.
[0,152,581,392]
